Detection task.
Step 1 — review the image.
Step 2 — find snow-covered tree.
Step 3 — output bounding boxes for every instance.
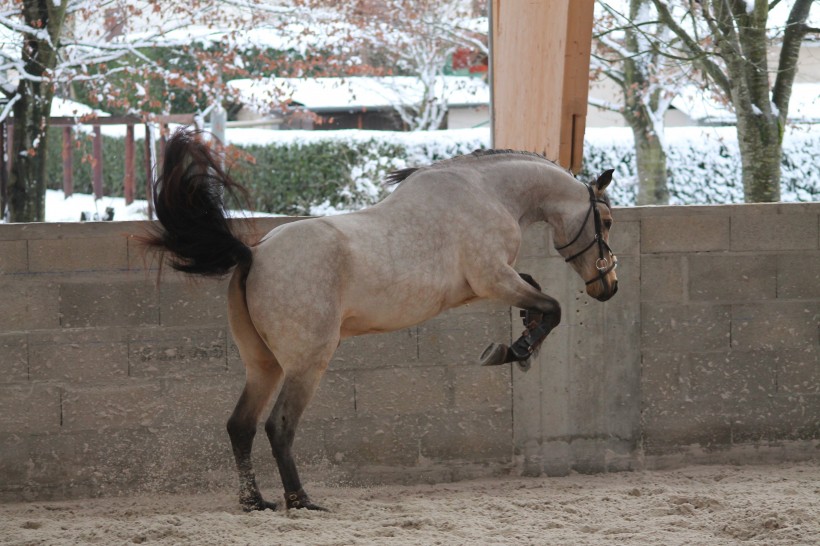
[345,0,485,131]
[0,0,309,222]
[651,0,820,203]
[592,0,693,205]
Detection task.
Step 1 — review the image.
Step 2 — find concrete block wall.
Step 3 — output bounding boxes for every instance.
[1,202,818,502]
[636,204,819,466]
[0,218,514,502]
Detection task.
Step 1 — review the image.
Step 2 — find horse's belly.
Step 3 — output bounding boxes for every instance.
[339,284,477,338]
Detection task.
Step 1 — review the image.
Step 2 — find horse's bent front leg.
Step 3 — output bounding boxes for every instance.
[476,269,561,369]
[265,364,329,511]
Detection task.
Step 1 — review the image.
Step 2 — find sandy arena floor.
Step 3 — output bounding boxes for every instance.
[1,463,818,545]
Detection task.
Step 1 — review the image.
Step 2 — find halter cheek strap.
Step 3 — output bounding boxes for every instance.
[555,185,618,288]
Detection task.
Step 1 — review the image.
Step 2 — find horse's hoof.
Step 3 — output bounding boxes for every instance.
[285,489,328,511]
[240,498,278,512]
[480,343,509,366]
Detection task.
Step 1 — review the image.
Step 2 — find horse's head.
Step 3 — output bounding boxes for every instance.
[554,170,618,302]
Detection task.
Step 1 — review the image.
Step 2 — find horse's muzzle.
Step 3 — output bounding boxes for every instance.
[594,279,618,302]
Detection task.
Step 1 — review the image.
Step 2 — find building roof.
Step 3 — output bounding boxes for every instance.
[228,76,490,114]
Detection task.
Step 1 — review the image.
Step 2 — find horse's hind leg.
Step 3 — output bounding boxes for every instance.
[264,344,335,511]
[227,363,282,511]
[226,270,283,511]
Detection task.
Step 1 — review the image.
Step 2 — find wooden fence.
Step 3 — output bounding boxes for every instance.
[0,114,197,219]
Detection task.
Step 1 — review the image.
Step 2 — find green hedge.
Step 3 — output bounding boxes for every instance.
[46,126,818,214]
[45,128,149,199]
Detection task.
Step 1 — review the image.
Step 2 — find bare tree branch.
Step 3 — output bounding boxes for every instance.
[650,0,733,96]
[772,0,817,120]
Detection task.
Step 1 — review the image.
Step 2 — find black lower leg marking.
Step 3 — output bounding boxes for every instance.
[227,415,277,511]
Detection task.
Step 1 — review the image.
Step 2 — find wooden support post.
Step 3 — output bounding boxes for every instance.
[490,0,594,172]
[144,124,154,220]
[62,126,73,197]
[92,125,103,199]
[0,121,7,215]
[124,125,135,205]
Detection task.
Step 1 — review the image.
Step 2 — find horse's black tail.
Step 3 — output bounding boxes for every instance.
[141,128,252,278]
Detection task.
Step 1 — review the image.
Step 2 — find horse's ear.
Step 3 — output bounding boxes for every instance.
[595,169,614,193]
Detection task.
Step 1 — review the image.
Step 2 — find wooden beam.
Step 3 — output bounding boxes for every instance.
[490,0,594,172]
[144,124,154,220]
[124,125,135,205]
[62,127,73,197]
[92,125,103,200]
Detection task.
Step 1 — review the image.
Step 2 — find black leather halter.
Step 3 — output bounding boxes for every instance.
[554,184,618,288]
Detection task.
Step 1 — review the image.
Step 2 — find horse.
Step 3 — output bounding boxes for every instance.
[142,129,618,512]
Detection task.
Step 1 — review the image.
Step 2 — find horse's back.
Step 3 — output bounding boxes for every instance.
[244,167,522,343]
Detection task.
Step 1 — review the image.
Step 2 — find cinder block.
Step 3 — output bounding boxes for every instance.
[159,279,229,327]
[419,409,512,461]
[642,400,733,454]
[451,365,511,411]
[641,351,688,403]
[151,423,240,490]
[642,214,729,253]
[731,212,818,251]
[418,306,510,365]
[59,281,159,328]
[62,384,167,431]
[730,394,819,443]
[777,253,820,299]
[0,240,28,274]
[538,440,572,476]
[0,435,28,486]
[776,347,819,395]
[29,329,128,382]
[51,427,169,494]
[0,333,28,382]
[519,222,551,258]
[688,254,777,301]
[28,235,128,273]
[323,415,422,465]
[331,328,417,370]
[128,327,228,377]
[642,303,731,352]
[732,301,820,349]
[0,282,60,331]
[569,438,607,474]
[689,350,776,402]
[0,385,61,433]
[302,370,357,422]
[609,220,640,256]
[354,367,448,416]
[163,378,244,426]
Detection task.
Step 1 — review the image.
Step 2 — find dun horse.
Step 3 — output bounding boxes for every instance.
[143,129,618,511]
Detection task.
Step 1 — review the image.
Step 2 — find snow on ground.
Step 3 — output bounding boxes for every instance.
[45,190,152,223]
[44,190,276,223]
[0,463,817,545]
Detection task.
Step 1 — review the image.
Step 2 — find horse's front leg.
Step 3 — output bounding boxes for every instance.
[264,363,329,511]
[476,269,561,369]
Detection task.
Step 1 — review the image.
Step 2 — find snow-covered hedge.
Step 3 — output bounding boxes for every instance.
[46,125,819,215]
[580,126,819,205]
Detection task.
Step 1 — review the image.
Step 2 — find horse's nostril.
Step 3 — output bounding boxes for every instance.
[612,281,619,295]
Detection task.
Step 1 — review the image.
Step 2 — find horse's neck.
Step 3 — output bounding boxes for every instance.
[480,160,583,230]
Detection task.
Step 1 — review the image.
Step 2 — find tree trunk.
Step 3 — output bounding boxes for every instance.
[8,0,68,223]
[736,111,782,203]
[631,126,668,205]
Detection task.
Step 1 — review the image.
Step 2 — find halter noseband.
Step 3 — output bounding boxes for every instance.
[554,184,618,288]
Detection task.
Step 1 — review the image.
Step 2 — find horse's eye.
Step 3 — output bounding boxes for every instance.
[604,220,613,230]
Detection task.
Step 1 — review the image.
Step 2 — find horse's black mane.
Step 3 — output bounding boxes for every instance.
[384,148,569,186]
